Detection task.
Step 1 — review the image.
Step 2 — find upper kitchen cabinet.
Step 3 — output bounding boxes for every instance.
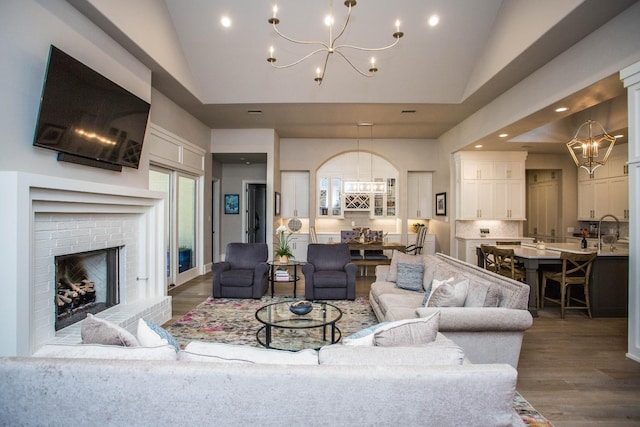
[454,152,527,220]
[407,172,433,218]
[576,145,629,220]
[281,171,309,218]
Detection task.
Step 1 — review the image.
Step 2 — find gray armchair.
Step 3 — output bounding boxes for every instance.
[303,243,357,300]
[212,243,269,298]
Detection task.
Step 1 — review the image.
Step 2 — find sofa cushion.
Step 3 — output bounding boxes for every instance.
[427,279,469,307]
[379,293,426,315]
[396,262,425,291]
[220,269,254,287]
[32,343,177,360]
[81,314,139,347]
[179,342,319,365]
[373,311,440,347]
[320,333,464,366]
[137,318,180,352]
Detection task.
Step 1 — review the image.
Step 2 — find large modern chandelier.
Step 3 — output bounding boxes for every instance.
[566,119,616,178]
[267,1,404,85]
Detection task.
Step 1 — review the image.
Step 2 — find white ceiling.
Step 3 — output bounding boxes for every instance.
[69,0,637,155]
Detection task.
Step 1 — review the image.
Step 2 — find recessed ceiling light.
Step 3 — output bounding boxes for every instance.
[428,15,440,27]
[555,107,569,112]
[247,110,263,115]
[401,110,416,114]
[357,122,374,126]
[221,16,231,28]
[499,133,508,138]
[475,144,483,149]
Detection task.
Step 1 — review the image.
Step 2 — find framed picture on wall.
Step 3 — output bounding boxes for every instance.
[435,192,446,216]
[224,194,239,214]
[275,192,281,216]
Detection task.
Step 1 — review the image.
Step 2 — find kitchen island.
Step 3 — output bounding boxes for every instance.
[476,242,628,317]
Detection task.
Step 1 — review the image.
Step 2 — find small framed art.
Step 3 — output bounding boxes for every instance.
[224,194,239,214]
[435,192,447,216]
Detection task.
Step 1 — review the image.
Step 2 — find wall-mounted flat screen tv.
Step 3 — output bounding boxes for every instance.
[33,45,150,170]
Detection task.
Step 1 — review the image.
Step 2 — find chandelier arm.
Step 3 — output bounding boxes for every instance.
[331,4,353,45]
[335,37,401,52]
[271,24,329,49]
[269,48,330,69]
[334,50,374,77]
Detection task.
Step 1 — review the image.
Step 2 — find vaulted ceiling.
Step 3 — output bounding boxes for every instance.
[70,0,637,154]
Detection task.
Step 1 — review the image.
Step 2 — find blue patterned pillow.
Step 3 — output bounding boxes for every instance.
[137,319,180,352]
[396,262,425,291]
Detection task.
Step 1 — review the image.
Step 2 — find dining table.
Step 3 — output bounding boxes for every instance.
[347,241,406,267]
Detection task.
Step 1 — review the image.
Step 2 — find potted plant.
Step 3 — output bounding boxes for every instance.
[275,225,294,263]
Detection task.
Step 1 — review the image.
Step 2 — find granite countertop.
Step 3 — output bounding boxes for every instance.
[522,242,628,257]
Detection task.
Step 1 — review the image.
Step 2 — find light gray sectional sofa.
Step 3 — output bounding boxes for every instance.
[370,252,534,368]
[0,336,525,427]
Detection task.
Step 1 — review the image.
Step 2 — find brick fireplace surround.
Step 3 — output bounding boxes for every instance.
[0,172,170,356]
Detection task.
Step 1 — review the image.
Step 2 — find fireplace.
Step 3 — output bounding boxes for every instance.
[55,247,122,331]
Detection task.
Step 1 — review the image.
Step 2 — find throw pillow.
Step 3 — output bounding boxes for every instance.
[387,251,424,283]
[81,313,139,347]
[395,262,425,292]
[342,322,389,346]
[137,318,181,352]
[422,277,454,306]
[483,285,502,307]
[427,279,469,307]
[373,311,440,347]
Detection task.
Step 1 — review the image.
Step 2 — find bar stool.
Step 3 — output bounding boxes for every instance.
[480,244,497,272]
[493,247,526,282]
[540,251,597,318]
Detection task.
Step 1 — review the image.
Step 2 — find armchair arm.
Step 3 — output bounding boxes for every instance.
[301,263,316,288]
[212,262,230,297]
[252,262,270,298]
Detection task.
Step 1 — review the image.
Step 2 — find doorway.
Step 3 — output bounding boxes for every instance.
[246,183,266,243]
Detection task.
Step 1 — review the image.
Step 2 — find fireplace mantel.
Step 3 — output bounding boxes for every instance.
[0,172,170,356]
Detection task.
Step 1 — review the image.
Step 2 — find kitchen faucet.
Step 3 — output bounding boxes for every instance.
[597,214,620,253]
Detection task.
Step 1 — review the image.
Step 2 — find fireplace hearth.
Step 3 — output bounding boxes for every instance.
[55,247,121,331]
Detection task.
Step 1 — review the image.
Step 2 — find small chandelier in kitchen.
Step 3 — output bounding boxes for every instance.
[266,1,404,85]
[566,119,616,178]
[343,123,386,194]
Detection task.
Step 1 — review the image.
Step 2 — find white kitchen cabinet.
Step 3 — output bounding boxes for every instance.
[528,179,559,240]
[578,178,627,220]
[407,172,433,218]
[289,233,309,262]
[610,176,629,220]
[454,152,527,220]
[281,171,309,218]
[459,181,494,219]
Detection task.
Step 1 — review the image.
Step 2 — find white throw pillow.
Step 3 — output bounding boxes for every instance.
[372,311,441,347]
[427,279,469,307]
[422,277,454,306]
[137,318,180,352]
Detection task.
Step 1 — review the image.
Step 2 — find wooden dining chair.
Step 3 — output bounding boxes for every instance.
[540,251,597,318]
[480,244,498,273]
[493,246,526,282]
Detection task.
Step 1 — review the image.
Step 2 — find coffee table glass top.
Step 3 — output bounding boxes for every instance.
[255,301,342,328]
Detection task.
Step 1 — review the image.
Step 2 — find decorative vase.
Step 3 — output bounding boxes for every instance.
[279,255,289,264]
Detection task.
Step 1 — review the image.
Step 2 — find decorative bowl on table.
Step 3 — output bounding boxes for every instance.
[289,300,313,315]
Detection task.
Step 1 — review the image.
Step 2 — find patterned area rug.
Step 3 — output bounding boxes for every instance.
[165,296,553,427]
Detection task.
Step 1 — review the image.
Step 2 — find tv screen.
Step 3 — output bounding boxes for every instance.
[33,45,150,170]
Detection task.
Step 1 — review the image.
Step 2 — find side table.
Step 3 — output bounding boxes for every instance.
[267,260,303,298]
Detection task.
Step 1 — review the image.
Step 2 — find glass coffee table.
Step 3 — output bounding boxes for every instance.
[255,301,342,351]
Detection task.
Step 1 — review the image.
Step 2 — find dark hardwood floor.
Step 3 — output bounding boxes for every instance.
[166,272,640,427]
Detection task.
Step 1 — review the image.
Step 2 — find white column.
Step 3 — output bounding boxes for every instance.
[621,61,640,363]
